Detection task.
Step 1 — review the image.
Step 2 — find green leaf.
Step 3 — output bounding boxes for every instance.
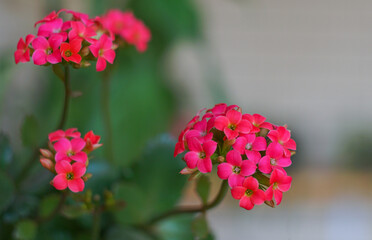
[114,135,187,224]
[21,115,40,147]
[0,170,15,213]
[39,194,60,218]
[13,219,37,240]
[61,204,90,219]
[114,183,147,224]
[0,133,13,169]
[157,215,194,240]
[52,64,65,82]
[196,175,211,205]
[191,214,209,239]
[105,226,152,240]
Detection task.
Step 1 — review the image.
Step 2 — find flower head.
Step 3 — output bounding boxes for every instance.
[60,38,83,63]
[48,128,81,142]
[184,138,217,173]
[32,35,63,65]
[214,109,252,140]
[89,34,115,71]
[231,177,266,210]
[52,160,86,192]
[84,130,102,152]
[14,34,35,64]
[265,169,292,205]
[54,138,87,164]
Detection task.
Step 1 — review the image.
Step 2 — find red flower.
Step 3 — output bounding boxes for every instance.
[60,38,82,63]
[52,160,86,192]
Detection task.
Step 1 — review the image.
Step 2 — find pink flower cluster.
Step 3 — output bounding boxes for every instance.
[15,9,151,71]
[40,128,102,192]
[175,103,296,210]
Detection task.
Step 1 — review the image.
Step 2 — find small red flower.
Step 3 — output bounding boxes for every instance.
[14,34,34,64]
[265,169,292,205]
[84,130,102,152]
[48,128,81,142]
[52,160,86,192]
[54,138,87,164]
[60,38,83,63]
[231,176,266,210]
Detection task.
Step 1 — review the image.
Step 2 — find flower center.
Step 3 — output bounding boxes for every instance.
[228,124,236,130]
[245,143,252,150]
[46,47,53,55]
[270,158,276,166]
[273,182,279,189]
[245,189,253,197]
[65,50,72,57]
[233,166,241,174]
[99,49,104,56]
[199,152,206,159]
[67,150,74,157]
[66,172,74,180]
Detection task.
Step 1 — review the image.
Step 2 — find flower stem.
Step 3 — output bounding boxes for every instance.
[15,65,71,187]
[101,69,114,163]
[91,208,102,240]
[146,180,229,225]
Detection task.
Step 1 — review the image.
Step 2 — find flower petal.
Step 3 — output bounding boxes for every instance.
[228,174,244,188]
[226,150,242,166]
[258,156,272,174]
[214,116,229,131]
[70,152,88,164]
[203,140,217,157]
[226,109,242,125]
[184,151,199,169]
[53,174,68,190]
[32,49,47,65]
[231,186,246,200]
[242,176,259,190]
[68,178,85,192]
[72,162,86,178]
[71,138,86,152]
[96,56,107,71]
[251,189,265,205]
[236,120,252,134]
[54,138,71,153]
[197,157,212,173]
[239,195,254,210]
[217,163,233,179]
[55,160,72,174]
[274,189,283,205]
[240,160,257,176]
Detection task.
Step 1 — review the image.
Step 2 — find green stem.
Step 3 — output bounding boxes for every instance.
[101,70,114,163]
[91,208,102,240]
[146,180,229,225]
[15,65,71,187]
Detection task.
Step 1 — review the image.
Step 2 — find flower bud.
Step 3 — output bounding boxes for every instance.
[40,158,55,172]
[40,148,53,159]
[264,200,275,208]
[180,167,197,175]
[82,173,92,182]
[217,156,225,163]
[80,46,90,57]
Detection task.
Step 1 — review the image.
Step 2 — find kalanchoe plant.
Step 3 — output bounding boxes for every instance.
[14,9,151,71]
[39,128,101,193]
[175,103,296,210]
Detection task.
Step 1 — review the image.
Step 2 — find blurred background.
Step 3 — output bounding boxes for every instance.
[1,0,372,239]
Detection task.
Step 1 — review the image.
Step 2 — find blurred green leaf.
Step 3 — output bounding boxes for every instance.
[114,135,187,224]
[2,195,38,223]
[105,226,152,240]
[39,194,59,218]
[196,175,211,205]
[0,133,13,169]
[13,219,37,240]
[61,204,90,219]
[191,214,209,239]
[157,215,194,240]
[0,170,15,213]
[21,115,40,147]
[114,183,147,224]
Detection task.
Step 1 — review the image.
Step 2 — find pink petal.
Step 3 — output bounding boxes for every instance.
[54,138,71,152]
[197,157,212,173]
[53,174,68,190]
[69,38,82,53]
[265,185,274,201]
[231,186,246,200]
[232,137,248,154]
[46,51,62,64]
[260,122,273,130]
[258,156,272,174]
[277,126,291,143]
[187,137,203,153]
[32,37,49,50]
[70,152,88,164]
[217,163,233,179]
[55,152,69,162]
[277,157,292,167]
[174,141,185,157]
[245,150,261,164]
[193,119,207,132]
[253,114,266,125]
[203,140,217,157]
[274,189,283,205]
[284,138,296,150]
[226,150,242,166]
[239,196,254,210]
[103,49,115,64]
[236,120,252,134]
[224,127,238,140]
[55,160,72,174]
[270,169,282,185]
[96,56,107,71]
[267,142,283,159]
[32,49,47,65]
[49,34,63,50]
[226,109,242,125]
[71,138,86,152]
[240,160,257,176]
[267,130,279,142]
[242,176,259,190]
[49,130,64,142]
[89,44,99,57]
[72,162,86,178]
[68,178,85,192]
[214,116,229,131]
[251,137,267,151]
[68,53,82,64]
[278,176,292,192]
[228,174,244,188]
[17,38,26,49]
[184,151,199,169]
[251,189,265,205]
